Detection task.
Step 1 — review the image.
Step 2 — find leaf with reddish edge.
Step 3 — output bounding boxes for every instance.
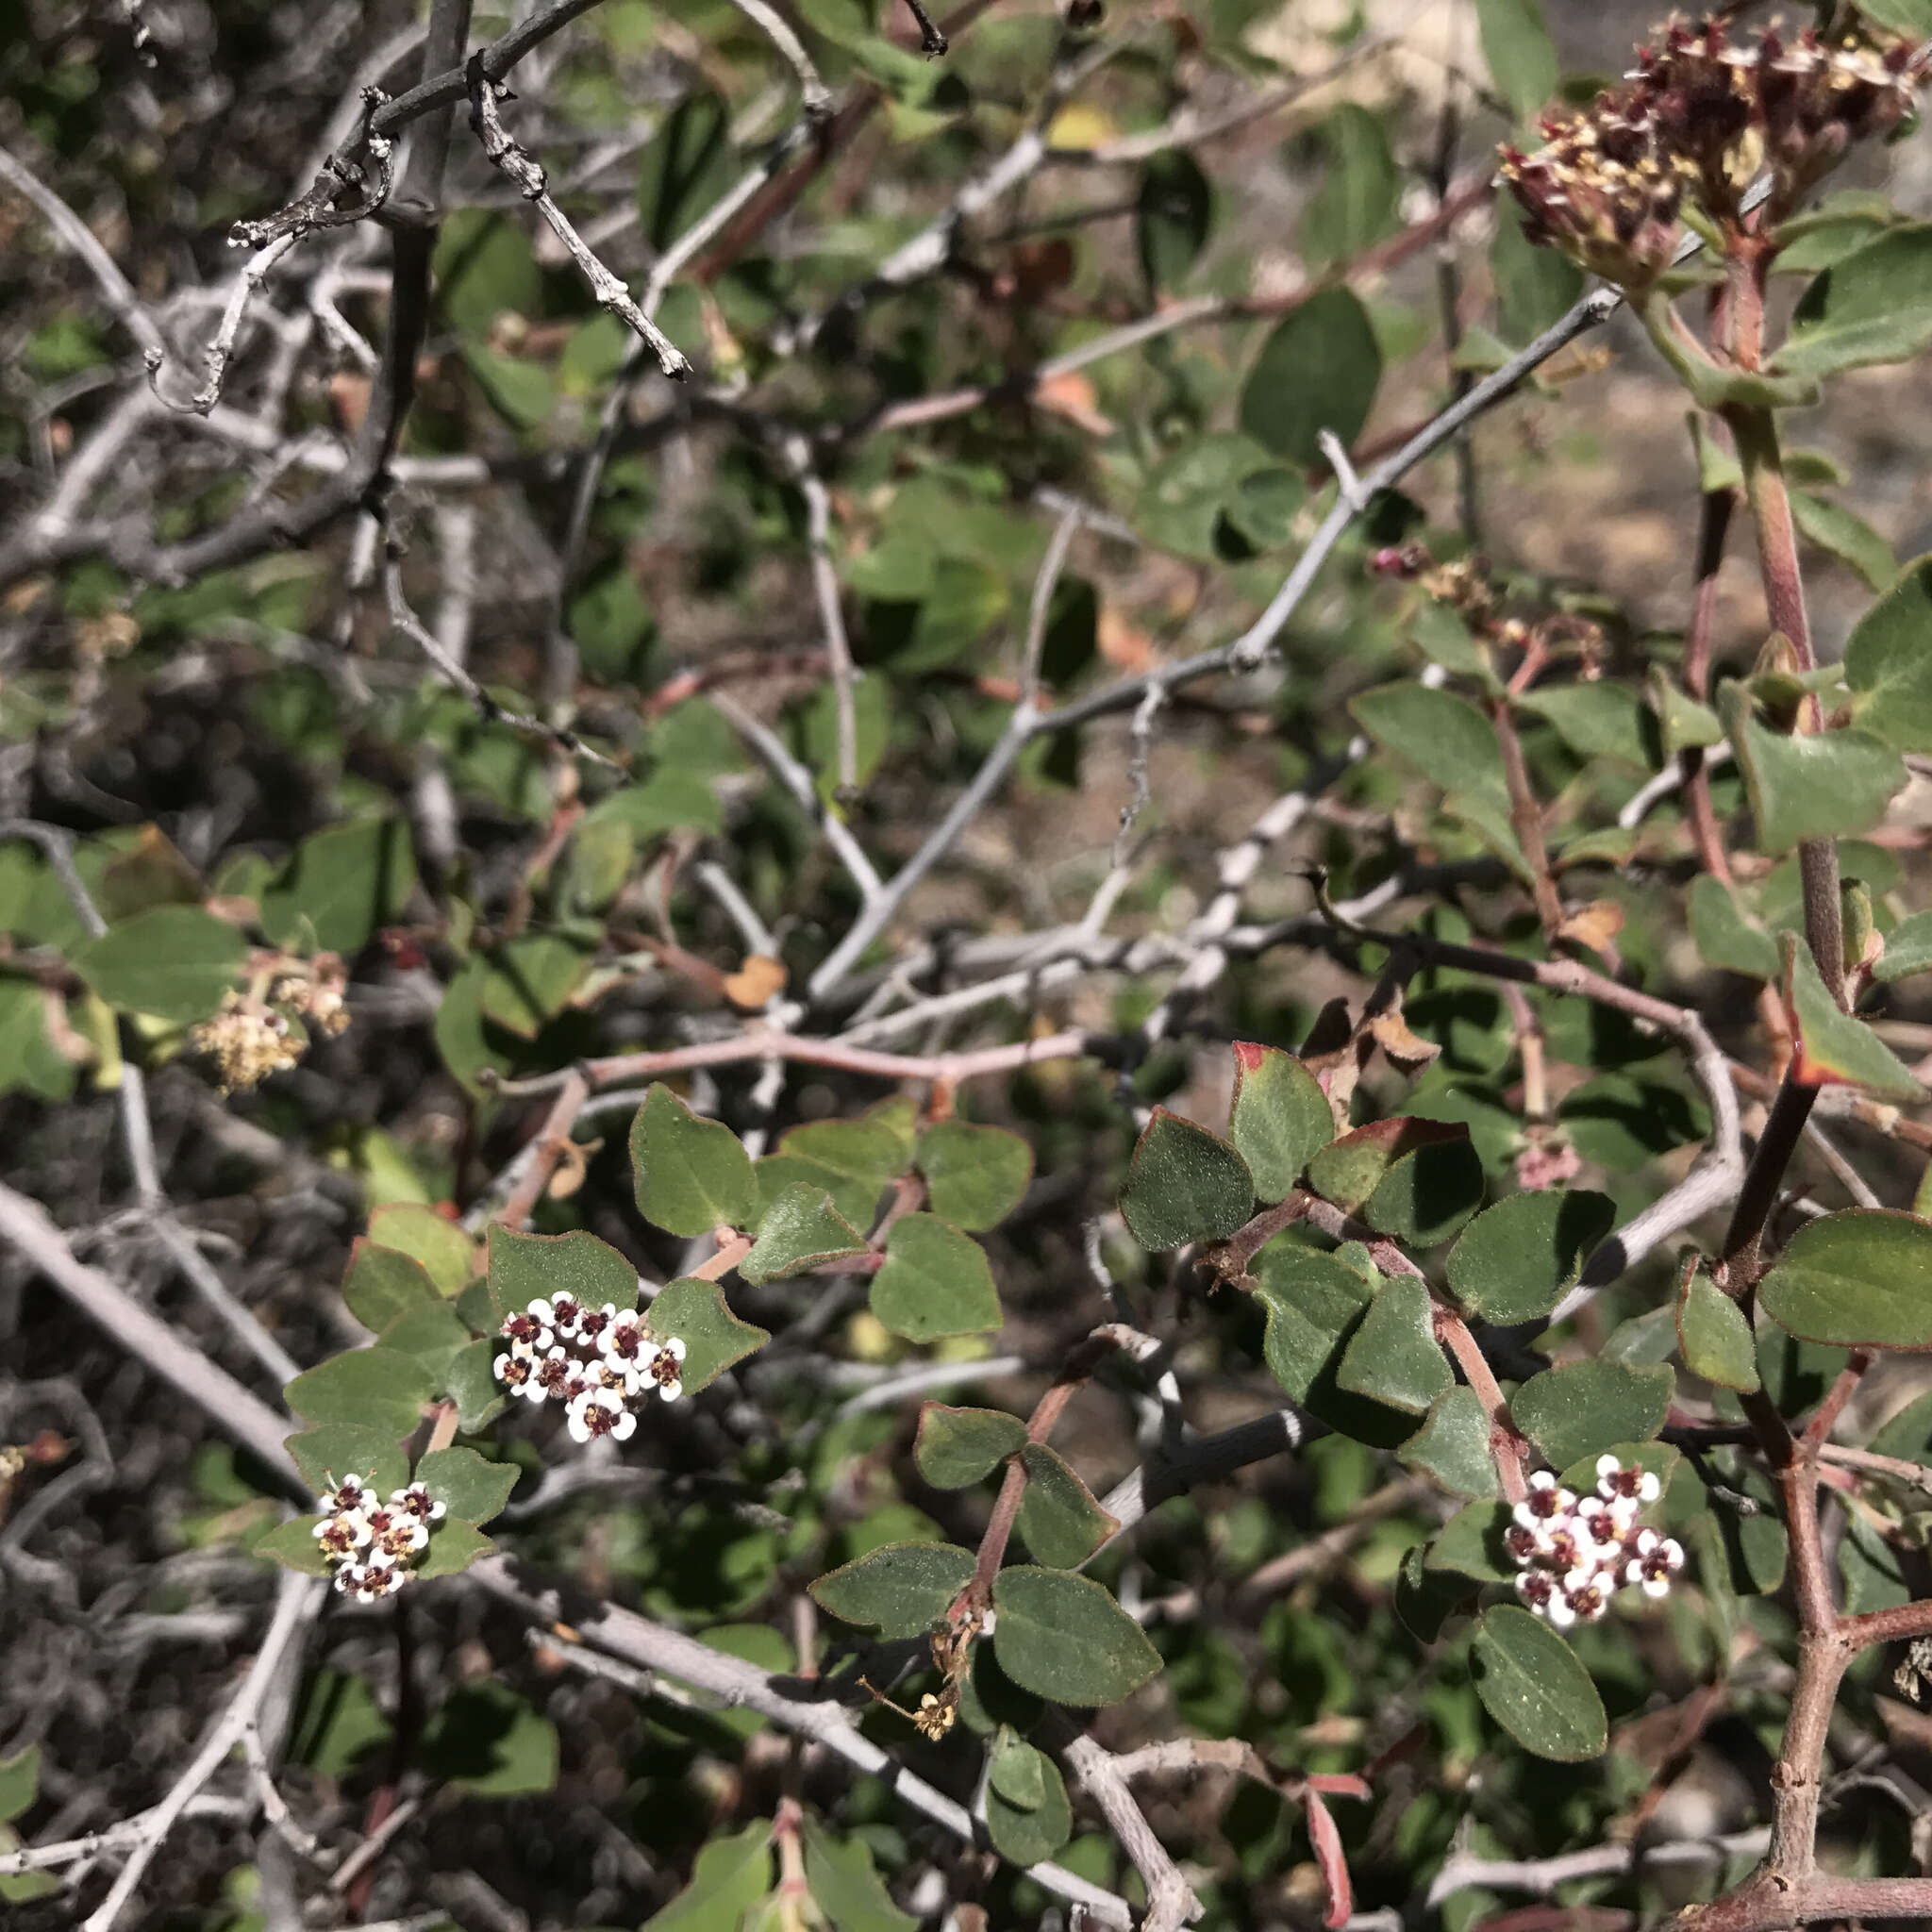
[1227,1041,1334,1203]
[1782,933,1926,1103]
[1307,1774,1372,1801]
[1307,1118,1467,1216]
[1304,1785,1352,1930]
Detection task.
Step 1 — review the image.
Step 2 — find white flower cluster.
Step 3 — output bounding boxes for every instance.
[311,1474,447,1603]
[492,1292,687,1445]
[1505,1457,1685,1629]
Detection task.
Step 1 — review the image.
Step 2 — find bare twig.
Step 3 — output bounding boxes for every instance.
[464,56,689,378]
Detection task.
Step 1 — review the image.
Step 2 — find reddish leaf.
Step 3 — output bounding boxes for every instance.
[1304,1786,1352,1930]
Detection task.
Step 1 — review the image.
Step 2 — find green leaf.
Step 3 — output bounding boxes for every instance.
[1016,1443,1120,1568]
[1878,909,1932,984]
[1848,0,1932,34]
[809,1541,975,1638]
[1300,105,1400,269]
[916,1121,1033,1231]
[984,1739,1073,1866]
[638,91,734,253]
[1845,556,1932,752]
[461,344,558,431]
[73,906,247,1024]
[1493,196,1581,341]
[1689,875,1780,980]
[443,1338,507,1434]
[488,1224,638,1320]
[417,1684,558,1794]
[434,956,512,1099]
[1445,1191,1617,1325]
[284,1347,433,1436]
[1119,1108,1256,1251]
[1239,288,1382,467]
[1776,225,1932,379]
[872,1214,1002,1341]
[645,1275,770,1391]
[780,1109,910,1204]
[741,1185,870,1286]
[341,1238,441,1334]
[1785,934,1926,1102]
[1470,1604,1608,1763]
[1135,434,1279,562]
[1363,1131,1486,1246]
[413,1445,517,1526]
[1254,1244,1375,1402]
[259,818,415,957]
[1791,490,1895,592]
[989,1724,1046,1808]
[587,766,725,841]
[1516,683,1652,767]
[1350,683,1507,805]
[1335,1276,1452,1414]
[991,1567,1161,1707]
[0,1747,40,1825]
[642,1820,774,1932]
[631,1083,758,1237]
[1508,1359,1673,1469]
[479,934,590,1039]
[1760,1209,1932,1349]
[888,558,1009,675]
[411,1519,497,1580]
[286,1424,410,1502]
[290,1667,391,1778]
[1474,0,1557,117]
[1394,1543,1478,1642]
[255,1515,335,1575]
[1840,1510,1911,1615]
[1137,150,1213,292]
[1426,1501,1518,1581]
[756,1153,882,1235]
[1399,1386,1500,1499]
[1309,1117,1470,1216]
[1227,1042,1334,1204]
[1674,1266,1760,1392]
[434,209,541,336]
[915,1405,1026,1490]
[379,1301,471,1378]
[367,1206,475,1296]
[1720,681,1905,852]
[801,1818,919,1932]
[0,978,76,1103]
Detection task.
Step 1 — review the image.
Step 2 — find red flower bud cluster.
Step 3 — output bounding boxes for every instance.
[1501,16,1924,291]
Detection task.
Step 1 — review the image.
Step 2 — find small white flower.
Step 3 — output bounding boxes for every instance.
[575,1302,616,1350]
[645,1335,687,1404]
[338,1558,408,1604]
[529,1344,577,1405]
[1597,1456,1661,1507]
[391,1482,446,1524]
[530,1293,584,1341]
[1624,1529,1685,1600]
[1544,1591,1578,1629]
[566,1388,638,1445]
[1574,1494,1635,1556]
[603,1311,648,1374]
[499,1307,551,1352]
[1560,1568,1613,1624]
[494,1349,536,1395]
[1515,1570,1557,1615]
[1513,1472,1575,1532]
[311,1512,370,1560]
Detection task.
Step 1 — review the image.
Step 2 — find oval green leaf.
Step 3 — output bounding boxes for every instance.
[1470,1604,1607,1763]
